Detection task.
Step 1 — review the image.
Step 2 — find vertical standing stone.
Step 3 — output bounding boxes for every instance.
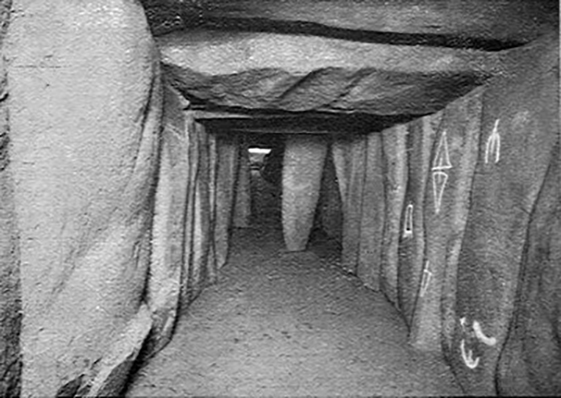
[318,149,343,241]
[7,1,161,395]
[0,56,21,397]
[408,88,483,352]
[206,131,218,283]
[397,113,441,326]
[331,135,367,273]
[282,134,328,252]
[213,133,240,269]
[186,122,213,301]
[497,147,560,396]
[145,84,190,356]
[380,124,408,307]
[233,136,252,228]
[449,33,558,396]
[181,115,198,306]
[357,132,385,291]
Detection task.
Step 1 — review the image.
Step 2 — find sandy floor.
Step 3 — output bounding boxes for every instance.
[126,171,463,397]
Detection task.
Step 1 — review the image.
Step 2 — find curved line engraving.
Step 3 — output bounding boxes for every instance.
[473,320,497,347]
[432,130,452,171]
[403,203,414,238]
[485,119,501,164]
[460,339,480,369]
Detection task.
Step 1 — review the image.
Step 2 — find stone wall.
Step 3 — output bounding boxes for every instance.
[328,31,559,396]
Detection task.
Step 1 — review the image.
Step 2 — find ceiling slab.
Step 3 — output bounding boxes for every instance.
[160,29,500,116]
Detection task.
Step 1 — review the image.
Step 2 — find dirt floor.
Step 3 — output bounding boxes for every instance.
[126,170,463,397]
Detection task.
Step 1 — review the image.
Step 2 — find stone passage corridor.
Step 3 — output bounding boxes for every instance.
[126,174,462,397]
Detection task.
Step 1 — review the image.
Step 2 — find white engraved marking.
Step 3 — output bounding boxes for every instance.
[473,320,497,347]
[419,261,432,297]
[485,119,501,164]
[432,130,452,171]
[403,203,414,238]
[432,171,448,214]
[460,339,480,369]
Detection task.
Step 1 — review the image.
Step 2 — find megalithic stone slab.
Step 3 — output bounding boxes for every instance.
[408,87,483,352]
[449,33,558,396]
[397,113,441,326]
[282,135,328,252]
[496,146,560,396]
[331,135,368,273]
[207,132,218,284]
[181,115,200,306]
[7,1,162,395]
[380,124,408,307]
[159,29,498,116]
[318,148,343,241]
[186,122,213,301]
[0,60,22,397]
[233,136,252,228]
[213,133,240,269]
[357,132,385,291]
[145,84,190,357]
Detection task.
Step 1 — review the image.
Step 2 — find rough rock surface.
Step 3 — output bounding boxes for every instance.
[6,1,161,395]
[282,135,327,252]
[0,34,21,398]
[448,32,559,395]
[159,29,499,116]
[410,87,483,353]
[145,83,190,357]
[142,0,558,49]
[497,147,560,396]
[397,112,441,325]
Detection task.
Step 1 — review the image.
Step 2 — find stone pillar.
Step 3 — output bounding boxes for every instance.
[7,1,160,395]
[331,135,367,273]
[380,124,408,307]
[356,132,386,291]
[213,133,240,269]
[397,112,441,325]
[233,136,251,228]
[282,135,328,252]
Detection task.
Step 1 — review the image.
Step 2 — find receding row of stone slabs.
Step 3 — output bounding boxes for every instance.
[261,31,559,395]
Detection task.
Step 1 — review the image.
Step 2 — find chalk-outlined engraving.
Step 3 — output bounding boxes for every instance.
[459,317,480,369]
[432,130,452,171]
[485,119,501,164]
[473,320,497,346]
[432,171,448,214]
[403,203,414,238]
[460,339,480,369]
[419,261,432,297]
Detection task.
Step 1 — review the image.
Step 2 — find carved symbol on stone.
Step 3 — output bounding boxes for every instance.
[485,119,501,164]
[432,130,452,171]
[458,316,496,370]
[460,339,480,369]
[473,320,497,347]
[419,261,432,297]
[403,203,414,238]
[432,171,448,214]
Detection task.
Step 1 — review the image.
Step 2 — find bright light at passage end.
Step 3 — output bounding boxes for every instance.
[248,148,272,155]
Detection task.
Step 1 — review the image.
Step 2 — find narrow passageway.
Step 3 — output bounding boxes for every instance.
[127,167,462,397]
